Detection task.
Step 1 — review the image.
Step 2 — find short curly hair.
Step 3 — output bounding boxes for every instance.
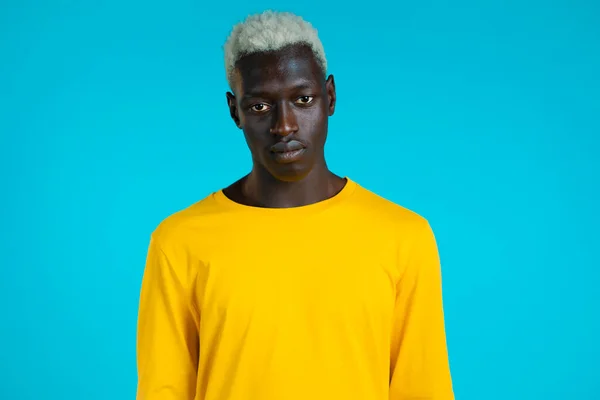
[223,10,327,88]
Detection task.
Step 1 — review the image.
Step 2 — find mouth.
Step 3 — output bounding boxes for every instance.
[270,140,307,164]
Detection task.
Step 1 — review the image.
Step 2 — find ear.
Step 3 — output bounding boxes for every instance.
[226,92,242,128]
[325,74,336,116]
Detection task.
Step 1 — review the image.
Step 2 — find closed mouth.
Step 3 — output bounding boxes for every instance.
[270,147,306,164]
[270,139,306,153]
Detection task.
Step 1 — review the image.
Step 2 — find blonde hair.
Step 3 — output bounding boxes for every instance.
[223,11,327,88]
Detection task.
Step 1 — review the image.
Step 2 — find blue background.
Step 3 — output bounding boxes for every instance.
[1,1,599,399]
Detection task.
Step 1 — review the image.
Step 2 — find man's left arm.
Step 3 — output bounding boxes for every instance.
[389,220,454,400]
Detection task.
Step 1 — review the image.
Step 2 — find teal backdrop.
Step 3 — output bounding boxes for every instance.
[1,1,599,399]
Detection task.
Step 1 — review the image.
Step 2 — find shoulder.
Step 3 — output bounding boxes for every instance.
[350,180,432,235]
[149,192,224,252]
[350,181,440,277]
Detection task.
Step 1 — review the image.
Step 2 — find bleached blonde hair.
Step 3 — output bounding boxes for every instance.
[223,11,328,88]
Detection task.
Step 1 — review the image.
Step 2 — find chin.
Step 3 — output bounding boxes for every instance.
[268,164,312,183]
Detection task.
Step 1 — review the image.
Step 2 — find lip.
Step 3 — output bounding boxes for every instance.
[270,139,305,153]
[270,140,306,164]
[271,148,306,163]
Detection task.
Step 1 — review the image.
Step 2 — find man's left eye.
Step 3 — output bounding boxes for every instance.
[296,96,314,104]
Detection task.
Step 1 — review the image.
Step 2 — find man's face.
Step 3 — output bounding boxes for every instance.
[227,44,336,182]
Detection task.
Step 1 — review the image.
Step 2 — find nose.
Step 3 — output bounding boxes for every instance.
[269,102,299,136]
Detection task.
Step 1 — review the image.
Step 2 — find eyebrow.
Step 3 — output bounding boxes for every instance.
[242,81,317,99]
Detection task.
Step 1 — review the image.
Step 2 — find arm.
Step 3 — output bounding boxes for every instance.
[389,221,454,400]
[136,236,200,400]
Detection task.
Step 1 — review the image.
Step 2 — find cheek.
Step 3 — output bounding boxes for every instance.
[299,110,327,142]
[242,124,271,150]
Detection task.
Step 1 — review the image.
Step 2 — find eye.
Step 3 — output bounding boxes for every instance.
[250,103,271,113]
[295,96,314,105]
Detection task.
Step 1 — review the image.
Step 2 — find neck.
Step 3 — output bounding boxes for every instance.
[242,163,345,209]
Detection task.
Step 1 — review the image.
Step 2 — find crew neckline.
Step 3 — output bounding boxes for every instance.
[212,177,358,215]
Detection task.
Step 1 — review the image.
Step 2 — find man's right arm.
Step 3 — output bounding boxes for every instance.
[136,236,199,400]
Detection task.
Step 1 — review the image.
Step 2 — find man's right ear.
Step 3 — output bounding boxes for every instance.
[226,92,242,129]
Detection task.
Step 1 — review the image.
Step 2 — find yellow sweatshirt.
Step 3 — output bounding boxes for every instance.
[136,178,454,400]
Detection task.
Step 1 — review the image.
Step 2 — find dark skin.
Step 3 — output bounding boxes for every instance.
[223,43,347,209]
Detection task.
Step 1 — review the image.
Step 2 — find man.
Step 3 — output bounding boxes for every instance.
[136,10,454,400]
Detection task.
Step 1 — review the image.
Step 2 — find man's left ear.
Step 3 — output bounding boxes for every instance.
[326,74,336,116]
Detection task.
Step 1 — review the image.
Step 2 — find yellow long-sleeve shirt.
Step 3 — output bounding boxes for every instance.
[136,178,454,400]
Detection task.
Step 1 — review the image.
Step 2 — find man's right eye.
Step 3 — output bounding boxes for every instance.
[250,103,271,112]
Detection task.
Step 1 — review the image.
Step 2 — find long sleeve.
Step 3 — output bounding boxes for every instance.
[136,236,200,400]
[389,221,454,400]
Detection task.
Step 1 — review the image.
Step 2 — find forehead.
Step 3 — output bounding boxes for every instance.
[234,44,324,95]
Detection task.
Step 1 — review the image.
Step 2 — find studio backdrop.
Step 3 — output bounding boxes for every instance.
[1,1,599,399]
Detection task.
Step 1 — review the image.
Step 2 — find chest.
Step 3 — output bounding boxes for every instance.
[194,233,398,330]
